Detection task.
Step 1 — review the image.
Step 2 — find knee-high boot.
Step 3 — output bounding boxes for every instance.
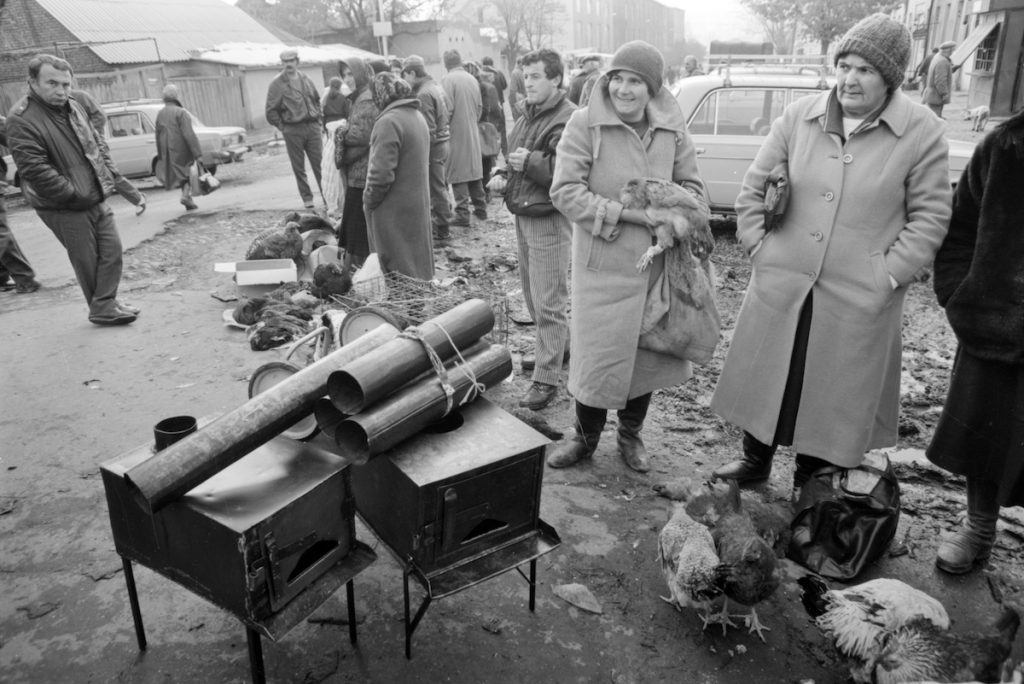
[936,476,999,574]
[546,401,607,469]
[712,432,776,483]
[617,393,652,473]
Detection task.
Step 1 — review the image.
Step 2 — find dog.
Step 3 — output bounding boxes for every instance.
[963,105,990,132]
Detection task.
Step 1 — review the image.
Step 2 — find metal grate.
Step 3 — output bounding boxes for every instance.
[328,272,510,343]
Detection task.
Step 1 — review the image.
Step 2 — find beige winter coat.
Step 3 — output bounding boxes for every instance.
[551,75,709,409]
[710,89,951,465]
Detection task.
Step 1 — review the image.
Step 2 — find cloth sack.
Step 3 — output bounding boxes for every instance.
[479,122,501,157]
[189,161,220,196]
[638,252,720,364]
[788,451,901,580]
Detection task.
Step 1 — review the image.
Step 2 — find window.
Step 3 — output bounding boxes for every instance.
[108,112,144,137]
[691,88,788,136]
[974,27,998,72]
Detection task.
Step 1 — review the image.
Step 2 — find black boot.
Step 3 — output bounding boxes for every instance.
[617,393,652,473]
[712,432,775,483]
[793,453,831,490]
[547,402,607,468]
[936,477,999,574]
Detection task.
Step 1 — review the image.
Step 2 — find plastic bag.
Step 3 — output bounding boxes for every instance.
[638,252,720,364]
[788,451,901,580]
[190,162,220,196]
[479,122,500,157]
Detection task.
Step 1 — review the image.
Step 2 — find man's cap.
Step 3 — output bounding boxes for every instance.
[403,54,426,70]
[939,40,956,50]
[280,48,299,62]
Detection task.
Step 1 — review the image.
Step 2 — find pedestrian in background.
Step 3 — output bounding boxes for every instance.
[927,109,1024,575]
[711,15,951,490]
[363,72,433,280]
[321,76,350,128]
[336,57,378,266]
[922,40,955,118]
[488,48,575,411]
[509,57,526,121]
[681,55,704,78]
[915,47,938,87]
[266,48,324,209]
[402,55,453,243]
[442,50,487,227]
[549,40,710,472]
[466,61,503,196]
[7,54,144,325]
[481,55,509,156]
[0,115,41,294]
[155,84,203,211]
[567,54,601,105]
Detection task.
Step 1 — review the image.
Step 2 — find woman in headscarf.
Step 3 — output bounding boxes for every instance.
[710,15,951,492]
[548,41,710,473]
[362,72,433,280]
[155,84,202,211]
[336,58,377,266]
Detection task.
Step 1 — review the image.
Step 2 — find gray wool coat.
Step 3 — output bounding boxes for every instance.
[551,75,709,409]
[710,89,951,466]
[442,67,483,184]
[155,100,202,189]
[363,98,434,280]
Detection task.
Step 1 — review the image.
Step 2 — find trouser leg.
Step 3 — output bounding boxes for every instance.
[39,207,100,310]
[304,123,324,193]
[283,124,313,203]
[515,214,570,386]
[429,142,452,232]
[469,180,487,216]
[451,182,470,223]
[88,204,124,318]
[0,198,37,283]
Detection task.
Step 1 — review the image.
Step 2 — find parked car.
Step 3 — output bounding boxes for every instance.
[673,68,976,213]
[3,98,249,188]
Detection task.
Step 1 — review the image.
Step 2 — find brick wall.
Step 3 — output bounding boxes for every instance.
[0,0,112,83]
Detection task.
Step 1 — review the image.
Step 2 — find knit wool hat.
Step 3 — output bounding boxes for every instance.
[609,40,665,94]
[833,13,912,91]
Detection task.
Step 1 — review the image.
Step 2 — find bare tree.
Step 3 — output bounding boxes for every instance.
[800,0,899,54]
[485,0,527,60]
[521,0,564,51]
[237,0,452,40]
[741,0,802,54]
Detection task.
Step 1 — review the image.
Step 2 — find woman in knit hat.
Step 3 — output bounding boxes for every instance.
[549,40,711,472]
[711,15,952,496]
[362,72,434,280]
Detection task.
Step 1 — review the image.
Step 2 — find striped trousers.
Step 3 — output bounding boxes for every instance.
[515,211,571,385]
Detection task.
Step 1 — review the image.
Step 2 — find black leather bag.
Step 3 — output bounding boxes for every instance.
[787,452,900,580]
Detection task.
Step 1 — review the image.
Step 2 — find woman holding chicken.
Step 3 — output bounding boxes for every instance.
[549,40,709,473]
[711,15,951,490]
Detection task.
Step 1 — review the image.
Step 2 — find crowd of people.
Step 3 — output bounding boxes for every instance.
[2,19,1021,577]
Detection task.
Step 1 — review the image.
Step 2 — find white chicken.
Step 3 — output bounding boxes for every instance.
[657,504,727,631]
[799,575,950,683]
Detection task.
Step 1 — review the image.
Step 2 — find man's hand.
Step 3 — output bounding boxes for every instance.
[507,147,530,172]
[486,175,507,193]
[135,193,146,216]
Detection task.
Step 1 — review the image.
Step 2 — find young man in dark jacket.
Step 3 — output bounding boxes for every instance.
[7,54,143,325]
[488,49,575,410]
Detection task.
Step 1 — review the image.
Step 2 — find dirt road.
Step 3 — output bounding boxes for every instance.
[1,135,1021,683]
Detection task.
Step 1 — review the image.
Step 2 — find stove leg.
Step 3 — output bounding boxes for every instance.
[528,559,537,612]
[346,580,357,645]
[121,556,147,651]
[246,627,265,684]
[403,565,431,660]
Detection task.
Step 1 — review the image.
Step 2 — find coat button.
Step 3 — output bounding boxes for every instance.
[842,153,853,163]
[811,231,823,241]
[807,271,817,280]
[824,191,835,201]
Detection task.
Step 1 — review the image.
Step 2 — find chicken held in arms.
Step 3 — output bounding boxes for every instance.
[619,177,713,272]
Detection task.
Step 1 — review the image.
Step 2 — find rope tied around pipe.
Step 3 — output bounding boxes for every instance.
[399,321,486,415]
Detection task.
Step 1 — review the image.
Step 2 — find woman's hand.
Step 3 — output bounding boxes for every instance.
[620,207,653,228]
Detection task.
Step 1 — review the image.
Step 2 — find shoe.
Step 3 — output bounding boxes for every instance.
[15,278,41,293]
[450,219,470,228]
[522,348,570,372]
[180,197,198,211]
[116,300,141,315]
[547,402,607,468]
[474,209,488,220]
[303,201,316,209]
[618,430,650,472]
[89,311,137,326]
[433,228,451,242]
[519,382,557,411]
[935,477,998,574]
[712,432,775,483]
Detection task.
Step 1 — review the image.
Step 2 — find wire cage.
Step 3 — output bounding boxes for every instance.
[329,271,510,344]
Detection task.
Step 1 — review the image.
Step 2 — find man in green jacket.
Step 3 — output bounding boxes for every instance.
[489,49,575,410]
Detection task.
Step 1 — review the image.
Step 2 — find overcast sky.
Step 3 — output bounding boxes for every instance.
[662,0,764,45]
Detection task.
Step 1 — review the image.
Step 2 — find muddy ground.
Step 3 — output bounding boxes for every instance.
[2,125,1022,683]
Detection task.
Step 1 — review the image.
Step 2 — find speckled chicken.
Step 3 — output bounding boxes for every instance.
[799,575,951,683]
[872,606,1019,684]
[281,210,334,234]
[245,221,304,269]
[619,177,712,272]
[657,503,726,630]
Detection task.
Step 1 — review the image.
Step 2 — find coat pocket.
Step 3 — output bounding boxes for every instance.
[584,232,605,271]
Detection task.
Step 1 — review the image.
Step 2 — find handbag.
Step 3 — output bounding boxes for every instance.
[638,250,720,364]
[788,451,901,580]
[478,121,501,157]
[190,161,220,196]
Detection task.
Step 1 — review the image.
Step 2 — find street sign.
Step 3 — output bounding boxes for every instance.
[373,21,393,37]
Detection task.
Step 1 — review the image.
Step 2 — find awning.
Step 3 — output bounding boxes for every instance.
[950,14,1000,67]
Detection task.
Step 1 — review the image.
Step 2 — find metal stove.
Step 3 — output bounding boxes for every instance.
[102,436,376,683]
[350,397,560,657]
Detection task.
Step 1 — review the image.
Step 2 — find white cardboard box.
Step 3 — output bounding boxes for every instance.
[215,259,297,298]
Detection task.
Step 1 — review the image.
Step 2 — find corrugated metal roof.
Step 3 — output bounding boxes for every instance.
[35,0,286,63]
